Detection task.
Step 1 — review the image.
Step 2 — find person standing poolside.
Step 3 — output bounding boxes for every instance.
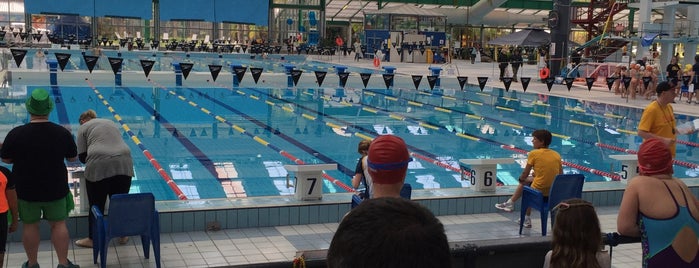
[1,88,79,268]
[637,81,690,158]
[74,109,134,248]
[494,129,563,228]
[0,165,19,268]
[617,138,699,267]
[351,139,372,199]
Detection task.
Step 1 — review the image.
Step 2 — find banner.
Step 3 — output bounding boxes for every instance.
[209,64,222,82]
[477,77,488,91]
[457,76,468,90]
[233,66,247,83]
[382,74,394,89]
[10,49,27,68]
[427,76,438,91]
[140,59,155,77]
[338,72,349,88]
[108,57,123,75]
[520,77,531,92]
[585,77,595,91]
[606,77,617,91]
[291,70,303,86]
[564,78,574,91]
[545,78,555,91]
[250,67,263,84]
[502,77,512,92]
[84,55,99,73]
[682,75,691,86]
[55,53,71,71]
[642,76,652,89]
[412,75,422,90]
[360,73,371,88]
[180,63,194,80]
[622,77,631,90]
[314,71,327,87]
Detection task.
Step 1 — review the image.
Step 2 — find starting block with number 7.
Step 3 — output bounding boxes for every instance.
[284,164,337,201]
[459,158,514,192]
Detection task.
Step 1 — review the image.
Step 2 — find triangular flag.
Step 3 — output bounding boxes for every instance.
[427,75,438,90]
[108,57,123,75]
[140,59,155,77]
[564,78,574,91]
[382,74,394,89]
[338,72,349,88]
[233,66,247,83]
[606,77,617,91]
[314,71,327,87]
[477,77,488,91]
[408,46,414,55]
[622,77,631,90]
[209,64,222,82]
[180,63,194,80]
[545,78,555,91]
[360,73,371,88]
[502,77,513,92]
[412,75,422,90]
[10,49,27,68]
[682,75,691,86]
[250,67,263,84]
[291,70,303,86]
[457,76,468,90]
[419,47,425,55]
[83,55,99,73]
[521,77,531,92]
[585,77,595,91]
[642,76,652,89]
[55,53,71,71]
[241,45,248,53]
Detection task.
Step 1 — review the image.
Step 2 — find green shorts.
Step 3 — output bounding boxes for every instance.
[18,193,74,223]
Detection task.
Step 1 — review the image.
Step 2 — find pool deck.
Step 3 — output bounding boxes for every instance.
[4,55,698,267]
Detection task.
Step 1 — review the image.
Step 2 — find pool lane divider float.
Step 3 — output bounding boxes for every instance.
[85,80,188,200]
[147,80,354,193]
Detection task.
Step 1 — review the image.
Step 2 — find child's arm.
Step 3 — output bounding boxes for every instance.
[6,188,17,233]
[518,164,533,183]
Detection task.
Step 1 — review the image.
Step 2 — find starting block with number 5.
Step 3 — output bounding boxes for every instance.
[284,164,337,201]
[459,158,514,192]
[609,155,638,184]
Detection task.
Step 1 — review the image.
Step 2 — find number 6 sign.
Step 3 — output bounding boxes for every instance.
[459,158,514,192]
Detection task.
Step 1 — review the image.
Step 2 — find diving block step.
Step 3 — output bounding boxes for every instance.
[459,158,514,192]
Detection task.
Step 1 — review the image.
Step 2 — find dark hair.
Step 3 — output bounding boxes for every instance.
[550,198,602,268]
[357,139,371,154]
[327,197,451,268]
[695,54,699,62]
[655,81,673,94]
[532,129,553,147]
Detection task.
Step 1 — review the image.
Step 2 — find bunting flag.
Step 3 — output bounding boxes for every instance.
[606,77,617,91]
[209,65,222,82]
[585,77,595,91]
[10,49,27,68]
[55,53,71,71]
[338,72,349,88]
[521,77,531,92]
[233,66,247,83]
[314,71,327,87]
[682,75,691,86]
[412,75,422,90]
[564,78,575,91]
[642,76,652,89]
[108,57,123,75]
[250,67,263,84]
[502,77,513,92]
[545,78,555,91]
[622,77,631,90]
[382,74,394,89]
[291,70,303,86]
[180,63,194,80]
[84,55,99,73]
[241,45,248,53]
[419,47,425,55]
[477,77,488,91]
[408,46,414,55]
[457,76,468,90]
[427,76,438,91]
[360,73,371,88]
[140,59,155,77]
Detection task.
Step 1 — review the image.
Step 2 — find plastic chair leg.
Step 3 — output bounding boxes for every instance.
[540,210,548,236]
[141,235,151,259]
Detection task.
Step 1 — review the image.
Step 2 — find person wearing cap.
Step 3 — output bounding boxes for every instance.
[366,135,411,198]
[327,197,451,268]
[617,138,699,267]
[637,81,685,158]
[74,109,134,248]
[495,129,563,228]
[351,139,373,199]
[0,89,80,268]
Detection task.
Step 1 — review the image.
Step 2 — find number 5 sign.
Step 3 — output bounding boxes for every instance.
[284,164,337,201]
[459,158,514,192]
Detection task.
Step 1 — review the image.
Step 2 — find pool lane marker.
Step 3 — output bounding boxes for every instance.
[85,80,188,200]
[148,80,354,193]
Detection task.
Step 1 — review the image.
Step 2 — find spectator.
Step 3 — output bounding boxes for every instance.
[367,135,410,198]
[327,197,451,268]
[497,48,509,81]
[688,54,699,104]
[351,139,372,199]
[544,198,610,268]
[0,165,18,268]
[638,81,688,157]
[353,39,363,61]
[666,56,681,87]
[471,46,478,64]
[74,109,134,248]
[1,88,79,268]
[617,138,699,267]
[510,49,523,82]
[494,129,563,228]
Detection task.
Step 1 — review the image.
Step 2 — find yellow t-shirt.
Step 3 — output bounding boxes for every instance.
[528,148,562,196]
[638,101,676,156]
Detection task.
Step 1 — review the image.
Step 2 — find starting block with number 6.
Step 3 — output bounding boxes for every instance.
[609,155,638,184]
[284,164,337,201]
[459,158,514,192]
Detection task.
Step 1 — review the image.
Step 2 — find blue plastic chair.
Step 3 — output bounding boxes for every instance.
[92,193,161,268]
[519,174,585,236]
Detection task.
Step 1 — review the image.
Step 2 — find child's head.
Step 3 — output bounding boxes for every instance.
[357,139,371,155]
[550,198,602,267]
[531,129,552,148]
